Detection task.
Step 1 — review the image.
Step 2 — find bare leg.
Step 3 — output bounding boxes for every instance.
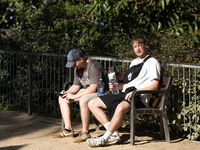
[79,96,91,133]
[108,101,131,133]
[59,96,72,130]
[88,97,109,126]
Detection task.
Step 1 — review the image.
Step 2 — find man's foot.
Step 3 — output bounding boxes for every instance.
[86,133,121,147]
[52,129,74,138]
[107,133,121,145]
[86,137,106,147]
[73,131,91,143]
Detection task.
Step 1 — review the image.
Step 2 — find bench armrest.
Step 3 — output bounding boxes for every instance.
[131,89,168,108]
[63,81,73,91]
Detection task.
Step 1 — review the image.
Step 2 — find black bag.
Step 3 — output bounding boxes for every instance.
[125,86,137,94]
[123,55,151,83]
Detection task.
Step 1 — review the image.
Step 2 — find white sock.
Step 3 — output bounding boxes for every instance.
[102,129,112,142]
[103,122,118,138]
[103,122,110,130]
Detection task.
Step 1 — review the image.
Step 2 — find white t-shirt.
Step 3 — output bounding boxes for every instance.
[122,55,161,106]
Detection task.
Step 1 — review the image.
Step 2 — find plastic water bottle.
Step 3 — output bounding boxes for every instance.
[97,78,104,96]
[108,67,119,94]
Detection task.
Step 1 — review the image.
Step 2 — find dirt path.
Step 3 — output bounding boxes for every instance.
[0,109,199,150]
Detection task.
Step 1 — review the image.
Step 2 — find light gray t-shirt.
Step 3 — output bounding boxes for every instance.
[73,59,109,91]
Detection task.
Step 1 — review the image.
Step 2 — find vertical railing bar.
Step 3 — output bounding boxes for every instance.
[32,55,34,108]
[171,65,175,130]
[50,56,52,110]
[46,55,48,110]
[13,53,15,104]
[117,61,119,72]
[45,56,48,108]
[183,67,185,126]
[22,54,25,106]
[9,53,12,103]
[16,53,19,105]
[194,68,197,132]
[189,67,191,133]
[6,53,9,103]
[0,53,2,101]
[54,56,56,110]
[58,56,61,93]
[19,54,22,105]
[3,53,5,102]
[38,55,40,110]
[38,56,43,109]
[34,55,39,111]
[62,56,65,90]
[28,54,33,116]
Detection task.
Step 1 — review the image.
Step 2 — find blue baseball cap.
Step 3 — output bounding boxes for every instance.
[65,49,83,68]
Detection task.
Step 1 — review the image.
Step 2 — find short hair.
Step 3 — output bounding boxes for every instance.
[130,35,146,46]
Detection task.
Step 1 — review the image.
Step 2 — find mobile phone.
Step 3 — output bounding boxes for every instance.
[54,91,64,96]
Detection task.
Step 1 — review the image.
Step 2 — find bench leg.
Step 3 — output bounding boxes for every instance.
[61,117,64,129]
[130,107,136,145]
[93,116,100,131]
[160,115,164,139]
[162,113,170,143]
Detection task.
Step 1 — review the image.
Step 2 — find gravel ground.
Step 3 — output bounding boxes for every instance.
[0,109,199,150]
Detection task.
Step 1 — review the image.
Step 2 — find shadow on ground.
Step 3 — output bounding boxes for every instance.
[0,109,80,141]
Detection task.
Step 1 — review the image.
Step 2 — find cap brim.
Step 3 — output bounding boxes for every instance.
[65,61,75,68]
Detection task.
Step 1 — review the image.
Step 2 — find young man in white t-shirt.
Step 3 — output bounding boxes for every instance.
[86,35,161,147]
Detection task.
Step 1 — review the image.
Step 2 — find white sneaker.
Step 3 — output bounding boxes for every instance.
[86,137,105,147]
[106,133,121,145]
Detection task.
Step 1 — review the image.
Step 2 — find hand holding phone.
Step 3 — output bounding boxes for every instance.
[54,91,64,96]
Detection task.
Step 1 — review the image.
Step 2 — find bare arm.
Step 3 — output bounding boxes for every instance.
[63,84,98,100]
[66,84,81,94]
[125,79,159,100]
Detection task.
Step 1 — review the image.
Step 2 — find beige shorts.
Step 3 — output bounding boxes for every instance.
[66,89,98,103]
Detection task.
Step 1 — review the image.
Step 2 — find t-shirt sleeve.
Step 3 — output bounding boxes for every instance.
[148,58,161,81]
[88,64,103,84]
[73,69,81,85]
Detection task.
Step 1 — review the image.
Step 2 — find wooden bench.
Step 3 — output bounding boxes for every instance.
[130,76,173,145]
[61,73,173,146]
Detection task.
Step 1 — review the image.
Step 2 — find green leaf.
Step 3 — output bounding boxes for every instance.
[148,0,154,6]
[177,114,181,119]
[166,0,170,5]
[89,29,94,35]
[178,27,184,33]
[170,17,176,25]
[162,0,165,10]
[82,28,88,34]
[103,3,107,11]
[173,13,179,20]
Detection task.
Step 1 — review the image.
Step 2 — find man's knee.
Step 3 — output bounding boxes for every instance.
[115,102,130,114]
[58,96,66,104]
[79,96,89,107]
[88,97,100,109]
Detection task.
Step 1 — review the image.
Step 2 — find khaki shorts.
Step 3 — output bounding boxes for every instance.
[67,89,98,103]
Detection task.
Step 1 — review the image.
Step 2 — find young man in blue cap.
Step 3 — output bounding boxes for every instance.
[52,49,108,143]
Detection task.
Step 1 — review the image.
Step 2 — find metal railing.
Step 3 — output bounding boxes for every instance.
[0,49,200,133]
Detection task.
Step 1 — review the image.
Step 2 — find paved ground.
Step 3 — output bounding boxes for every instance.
[0,109,200,150]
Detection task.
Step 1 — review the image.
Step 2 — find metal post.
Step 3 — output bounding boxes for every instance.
[28,54,33,116]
